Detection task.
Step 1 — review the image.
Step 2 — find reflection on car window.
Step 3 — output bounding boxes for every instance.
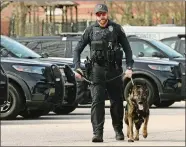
[40,41,66,57]
[129,41,161,57]
[72,41,90,59]
[161,40,177,49]
[151,40,183,58]
[0,36,41,58]
[179,40,185,54]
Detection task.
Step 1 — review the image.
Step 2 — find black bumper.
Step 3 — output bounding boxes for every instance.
[160,93,186,102]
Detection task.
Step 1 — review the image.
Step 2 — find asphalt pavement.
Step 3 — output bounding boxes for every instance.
[1,101,185,146]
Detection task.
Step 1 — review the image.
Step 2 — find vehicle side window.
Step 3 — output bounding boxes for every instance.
[161,40,177,49]
[129,41,161,57]
[71,41,90,59]
[40,40,66,57]
[22,41,41,53]
[179,40,185,55]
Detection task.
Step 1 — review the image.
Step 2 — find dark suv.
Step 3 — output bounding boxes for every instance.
[15,34,186,108]
[0,35,77,119]
[0,65,8,105]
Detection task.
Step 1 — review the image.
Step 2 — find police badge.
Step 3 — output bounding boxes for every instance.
[121,26,125,33]
[108,26,113,32]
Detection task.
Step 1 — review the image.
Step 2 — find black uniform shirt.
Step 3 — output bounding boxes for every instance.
[73,20,134,70]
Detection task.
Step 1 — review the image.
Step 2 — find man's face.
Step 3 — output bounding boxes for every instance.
[96,12,108,25]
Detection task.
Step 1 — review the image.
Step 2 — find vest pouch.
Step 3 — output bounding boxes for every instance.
[91,40,108,65]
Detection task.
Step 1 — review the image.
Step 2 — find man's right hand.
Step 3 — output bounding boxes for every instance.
[74,71,82,79]
[74,68,84,80]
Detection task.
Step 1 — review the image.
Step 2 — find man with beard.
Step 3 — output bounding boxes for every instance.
[73,4,134,142]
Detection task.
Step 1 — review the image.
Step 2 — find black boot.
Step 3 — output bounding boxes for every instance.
[92,135,103,142]
[115,131,124,140]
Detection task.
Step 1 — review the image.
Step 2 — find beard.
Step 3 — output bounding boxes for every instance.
[98,19,108,26]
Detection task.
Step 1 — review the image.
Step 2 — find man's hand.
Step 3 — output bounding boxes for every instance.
[74,68,84,80]
[124,69,133,78]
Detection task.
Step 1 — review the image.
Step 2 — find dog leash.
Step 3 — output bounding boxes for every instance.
[82,73,134,85]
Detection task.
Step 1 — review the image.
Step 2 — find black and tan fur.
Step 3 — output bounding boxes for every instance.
[124,84,150,142]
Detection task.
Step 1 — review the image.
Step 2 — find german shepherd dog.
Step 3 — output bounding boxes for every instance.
[124,84,150,142]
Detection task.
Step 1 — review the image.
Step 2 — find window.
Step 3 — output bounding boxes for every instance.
[71,41,90,59]
[161,39,177,49]
[40,40,66,57]
[179,40,185,55]
[0,36,41,58]
[129,41,161,57]
[151,40,183,58]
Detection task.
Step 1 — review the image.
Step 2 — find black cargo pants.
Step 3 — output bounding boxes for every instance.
[90,63,124,136]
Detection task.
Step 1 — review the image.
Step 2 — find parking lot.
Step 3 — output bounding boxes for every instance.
[1,101,185,146]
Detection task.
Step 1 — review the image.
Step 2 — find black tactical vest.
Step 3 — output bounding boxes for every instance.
[90,25,118,66]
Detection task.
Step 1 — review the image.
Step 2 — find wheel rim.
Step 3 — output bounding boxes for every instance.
[1,94,13,113]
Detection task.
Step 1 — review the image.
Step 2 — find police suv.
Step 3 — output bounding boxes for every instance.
[15,33,186,108]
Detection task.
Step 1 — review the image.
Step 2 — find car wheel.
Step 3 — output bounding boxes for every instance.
[124,78,156,107]
[53,103,78,115]
[153,101,175,108]
[0,83,23,120]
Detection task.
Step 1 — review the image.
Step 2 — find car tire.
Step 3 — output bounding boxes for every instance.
[124,78,155,107]
[0,83,23,120]
[53,103,78,115]
[153,101,175,108]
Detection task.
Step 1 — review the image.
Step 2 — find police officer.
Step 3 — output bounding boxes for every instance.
[73,4,134,142]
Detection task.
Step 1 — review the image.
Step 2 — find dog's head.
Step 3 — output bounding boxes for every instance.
[128,84,148,111]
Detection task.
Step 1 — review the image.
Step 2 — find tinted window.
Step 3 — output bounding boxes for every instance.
[179,40,185,55]
[161,39,177,49]
[129,41,162,57]
[40,40,66,57]
[72,41,90,59]
[151,40,183,58]
[0,36,41,58]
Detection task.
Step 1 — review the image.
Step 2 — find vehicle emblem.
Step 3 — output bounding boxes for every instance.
[109,26,113,32]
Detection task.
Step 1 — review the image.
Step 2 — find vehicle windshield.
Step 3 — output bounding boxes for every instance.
[0,35,41,58]
[151,40,183,58]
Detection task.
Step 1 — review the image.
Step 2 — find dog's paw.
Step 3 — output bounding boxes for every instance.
[128,139,134,142]
[134,137,139,141]
[143,132,148,138]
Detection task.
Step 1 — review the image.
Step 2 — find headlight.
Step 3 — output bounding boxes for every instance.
[12,65,45,74]
[148,65,173,72]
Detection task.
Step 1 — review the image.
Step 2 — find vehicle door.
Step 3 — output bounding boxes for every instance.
[0,65,8,105]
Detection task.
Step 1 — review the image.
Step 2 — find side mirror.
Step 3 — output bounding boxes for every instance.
[138,52,144,57]
[41,52,49,58]
[152,52,164,58]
